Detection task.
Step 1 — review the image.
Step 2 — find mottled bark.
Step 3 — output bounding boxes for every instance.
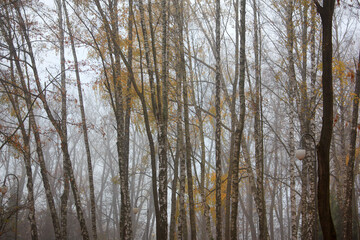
[224,0,239,237]
[125,2,134,230]
[175,59,187,240]
[56,2,70,237]
[169,4,183,238]
[301,3,318,239]
[169,101,179,240]
[173,0,191,239]
[158,0,169,238]
[178,126,188,240]
[309,8,318,237]
[284,1,298,239]
[124,1,134,239]
[230,0,246,238]
[215,0,222,239]
[252,0,269,239]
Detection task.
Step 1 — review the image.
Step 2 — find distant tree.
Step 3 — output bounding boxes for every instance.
[343,53,360,240]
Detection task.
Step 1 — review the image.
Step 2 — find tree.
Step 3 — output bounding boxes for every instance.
[62,1,97,238]
[229,0,246,238]
[343,52,360,240]
[215,0,222,239]
[314,0,337,239]
[1,0,360,239]
[252,0,269,239]
[0,3,62,238]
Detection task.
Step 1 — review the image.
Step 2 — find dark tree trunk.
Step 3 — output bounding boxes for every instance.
[314,0,337,239]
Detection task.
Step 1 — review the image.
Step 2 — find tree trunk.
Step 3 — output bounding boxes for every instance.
[169,91,180,240]
[92,1,136,239]
[158,1,169,239]
[252,0,269,239]
[186,14,213,238]
[56,2,70,238]
[230,0,246,239]
[4,59,38,240]
[215,0,222,239]
[343,52,360,240]
[172,5,186,239]
[0,15,62,239]
[175,56,188,240]
[224,0,240,236]
[62,2,98,239]
[314,0,337,239]
[137,2,164,238]
[15,2,90,238]
[284,1,298,239]
[241,140,260,240]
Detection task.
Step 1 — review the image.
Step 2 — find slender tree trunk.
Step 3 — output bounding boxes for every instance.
[173,1,190,239]
[0,14,62,238]
[241,139,259,240]
[230,0,246,239]
[186,15,213,238]
[15,2,90,238]
[3,60,38,240]
[175,54,188,240]
[92,1,135,239]
[285,1,298,239]
[169,102,179,240]
[314,0,337,239]
[136,2,164,237]
[252,0,269,239]
[106,1,133,238]
[343,52,360,240]
[215,0,222,239]
[62,2,97,239]
[182,24,197,240]
[23,129,38,240]
[225,0,239,236]
[125,0,134,238]
[178,128,188,240]
[224,0,240,235]
[56,2,70,238]
[158,1,169,239]
[170,5,184,238]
